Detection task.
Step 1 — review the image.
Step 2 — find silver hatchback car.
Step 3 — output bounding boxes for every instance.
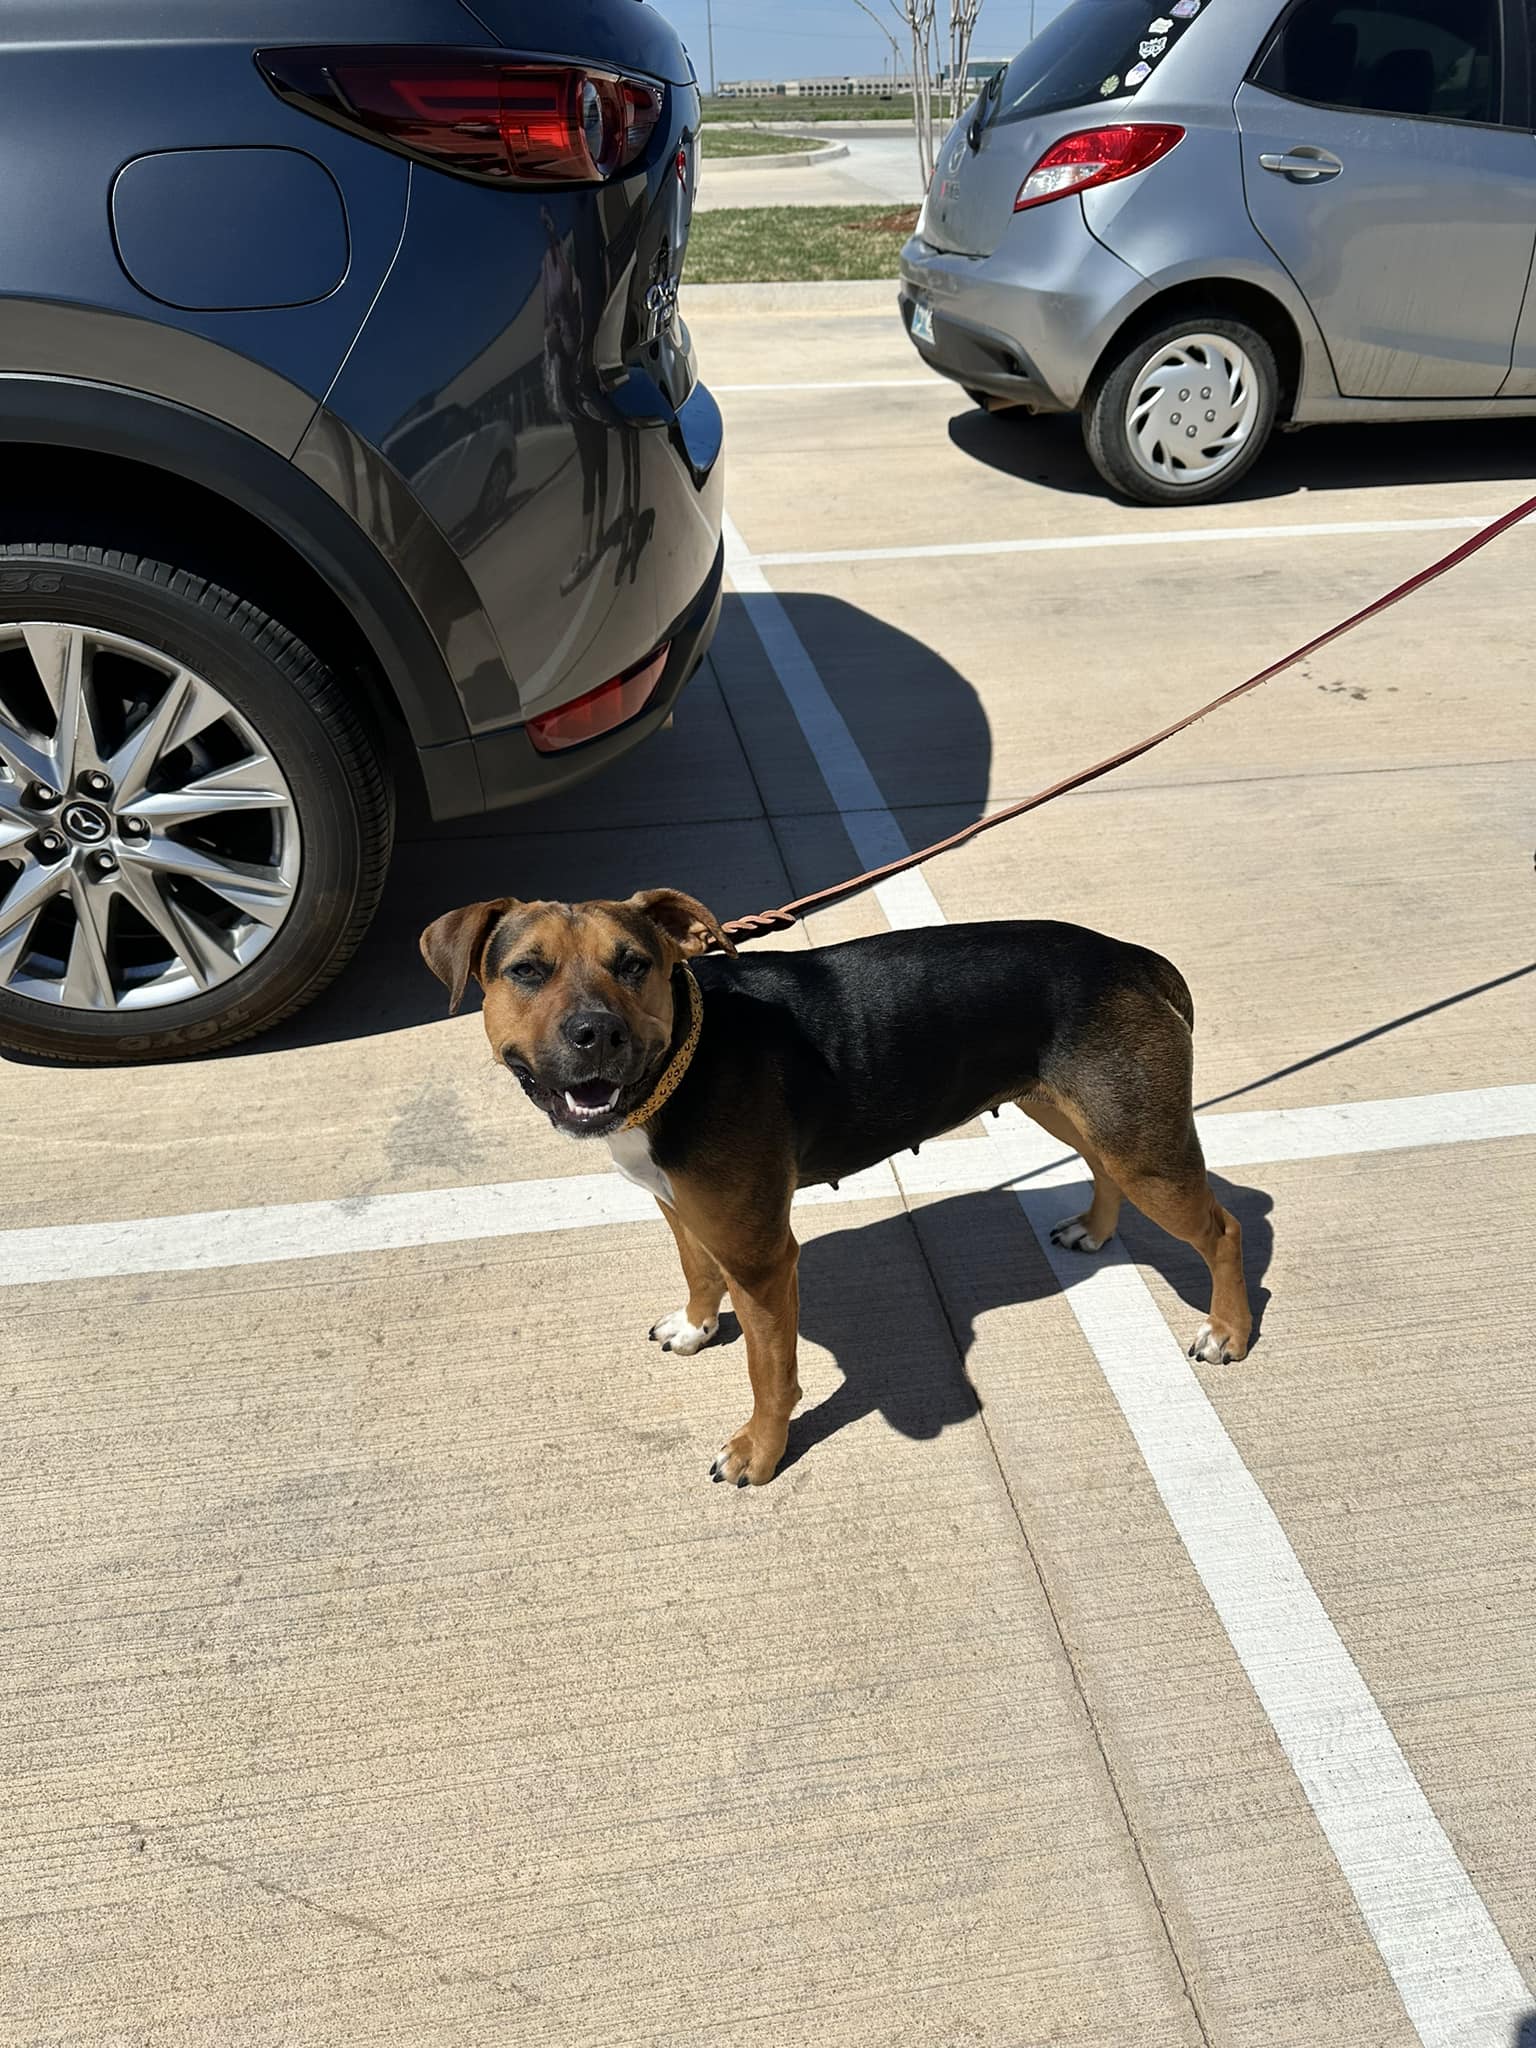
[900,0,1536,502]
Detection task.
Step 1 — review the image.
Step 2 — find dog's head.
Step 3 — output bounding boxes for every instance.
[419,889,733,1137]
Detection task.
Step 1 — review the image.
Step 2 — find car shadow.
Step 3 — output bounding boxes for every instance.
[946,403,1536,503]
[229,590,996,1054]
[761,1173,1274,1473]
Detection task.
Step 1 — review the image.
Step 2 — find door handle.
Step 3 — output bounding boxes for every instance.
[1259,148,1343,181]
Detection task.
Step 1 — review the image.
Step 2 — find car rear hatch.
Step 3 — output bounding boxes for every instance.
[457,0,698,84]
[921,0,1215,257]
[455,0,702,407]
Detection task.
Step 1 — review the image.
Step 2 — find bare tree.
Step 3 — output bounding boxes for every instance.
[852,0,942,188]
[948,0,986,123]
[849,0,990,186]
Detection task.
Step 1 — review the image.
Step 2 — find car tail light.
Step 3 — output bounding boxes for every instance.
[1013,124,1184,212]
[256,47,664,186]
[527,646,670,753]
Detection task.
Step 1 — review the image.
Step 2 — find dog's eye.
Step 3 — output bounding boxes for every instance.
[614,952,650,985]
[508,958,548,987]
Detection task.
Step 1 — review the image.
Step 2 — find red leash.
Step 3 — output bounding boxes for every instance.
[716,494,1536,948]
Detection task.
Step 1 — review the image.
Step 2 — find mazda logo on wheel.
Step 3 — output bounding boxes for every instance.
[61,801,110,844]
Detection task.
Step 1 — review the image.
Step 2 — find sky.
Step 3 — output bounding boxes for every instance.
[660,0,1068,90]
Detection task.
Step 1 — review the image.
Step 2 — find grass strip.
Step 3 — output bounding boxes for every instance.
[687,205,920,284]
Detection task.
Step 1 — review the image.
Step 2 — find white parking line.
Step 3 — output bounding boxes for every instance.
[724,514,944,932]
[752,513,1506,570]
[900,1082,1536,1196]
[721,510,1536,2048]
[7,1086,1530,1292]
[1019,1187,1536,2048]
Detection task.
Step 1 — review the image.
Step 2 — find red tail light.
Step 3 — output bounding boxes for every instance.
[257,47,664,186]
[527,646,670,753]
[1014,124,1184,212]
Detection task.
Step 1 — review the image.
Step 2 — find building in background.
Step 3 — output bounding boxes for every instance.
[716,75,913,99]
[715,61,1006,101]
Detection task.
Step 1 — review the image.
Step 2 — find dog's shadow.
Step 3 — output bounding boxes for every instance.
[720,1174,1275,1472]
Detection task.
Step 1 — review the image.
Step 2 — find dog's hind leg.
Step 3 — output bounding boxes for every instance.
[1100,1140,1250,1365]
[1016,1097,1124,1252]
[1042,983,1252,1364]
[650,1201,728,1355]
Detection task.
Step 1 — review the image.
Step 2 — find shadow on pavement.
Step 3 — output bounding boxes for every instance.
[234,591,995,1053]
[777,1173,1274,1472]
[1516,2015,1536,2047]
[947,404,1536,505]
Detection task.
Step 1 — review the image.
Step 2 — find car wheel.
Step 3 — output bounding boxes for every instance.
[1083,316,1278,505]
[0,544,392,1062]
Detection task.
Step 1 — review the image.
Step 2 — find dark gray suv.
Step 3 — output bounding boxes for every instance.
[0,0,723,1061]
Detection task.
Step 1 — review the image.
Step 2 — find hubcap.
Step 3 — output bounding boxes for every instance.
[1124,332,1259,487]
[0,623,300,1012]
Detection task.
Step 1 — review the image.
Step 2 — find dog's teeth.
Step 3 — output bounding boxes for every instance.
[563,1086,621,1118]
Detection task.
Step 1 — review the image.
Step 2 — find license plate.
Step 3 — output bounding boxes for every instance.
[910,300,935,346]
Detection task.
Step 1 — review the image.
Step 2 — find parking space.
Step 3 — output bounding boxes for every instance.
[4,282,1534,2045]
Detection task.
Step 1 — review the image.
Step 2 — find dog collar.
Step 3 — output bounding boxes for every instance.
[622,965,702,1130]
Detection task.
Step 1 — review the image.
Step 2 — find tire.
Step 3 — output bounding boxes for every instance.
[0,545,392,1062]
[1082,313,1279,506]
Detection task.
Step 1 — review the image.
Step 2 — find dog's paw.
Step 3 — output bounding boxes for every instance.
[648,1308,719,1357]
[1050,1213,1112,1254]
[709,1421,788,1488]
[1187,1321,1249,1366]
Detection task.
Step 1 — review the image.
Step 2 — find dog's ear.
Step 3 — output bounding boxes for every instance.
[627,888,736,958]
[419,899,515,1013]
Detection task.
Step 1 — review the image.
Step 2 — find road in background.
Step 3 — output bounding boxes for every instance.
[698,124,925,210]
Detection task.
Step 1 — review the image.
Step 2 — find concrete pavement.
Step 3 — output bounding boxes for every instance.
[4,283,1535,2046]
[696,128,924,211]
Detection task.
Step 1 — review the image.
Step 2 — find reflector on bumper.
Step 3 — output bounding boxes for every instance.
[526,644,670,752]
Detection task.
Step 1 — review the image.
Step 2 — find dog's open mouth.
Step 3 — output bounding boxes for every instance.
[506,1059,632,1135]
[561,1078,622,1123]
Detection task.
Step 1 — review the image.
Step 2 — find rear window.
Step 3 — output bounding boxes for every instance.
[1000,0,1215,118]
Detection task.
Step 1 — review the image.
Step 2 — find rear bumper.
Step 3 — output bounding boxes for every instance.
[898,211,1147,412]
[898,289,1063,411]
[429,536,724,817]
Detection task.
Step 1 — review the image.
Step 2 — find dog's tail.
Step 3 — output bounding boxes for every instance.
[1142,949,1195,1033]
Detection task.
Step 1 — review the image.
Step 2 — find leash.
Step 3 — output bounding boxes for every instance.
[713,494,1536,948]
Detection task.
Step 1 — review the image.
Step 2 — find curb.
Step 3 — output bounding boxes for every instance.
[703,141,849,172]
[754,121,918,138]
[680,280,899,313]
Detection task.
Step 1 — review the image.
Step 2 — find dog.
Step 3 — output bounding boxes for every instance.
[420,889,1252,1486]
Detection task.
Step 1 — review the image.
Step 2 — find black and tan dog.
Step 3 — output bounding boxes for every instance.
[421,891,1252,1486]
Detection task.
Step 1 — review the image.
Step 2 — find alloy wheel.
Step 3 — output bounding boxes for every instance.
[0,622,301,1011]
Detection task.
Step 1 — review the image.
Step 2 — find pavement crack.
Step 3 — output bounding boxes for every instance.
[128,1824,540,2010]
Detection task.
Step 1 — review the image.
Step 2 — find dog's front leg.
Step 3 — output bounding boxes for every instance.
[709,1234,802,1487]
[650,1201,727,1355]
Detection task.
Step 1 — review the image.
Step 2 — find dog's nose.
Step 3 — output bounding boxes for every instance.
[561,1008,629,1056]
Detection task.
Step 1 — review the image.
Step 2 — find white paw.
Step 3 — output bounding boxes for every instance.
[1188,1322,1236,1366]
[1050,1213,1111,1254]
[648,1309,719,1356]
